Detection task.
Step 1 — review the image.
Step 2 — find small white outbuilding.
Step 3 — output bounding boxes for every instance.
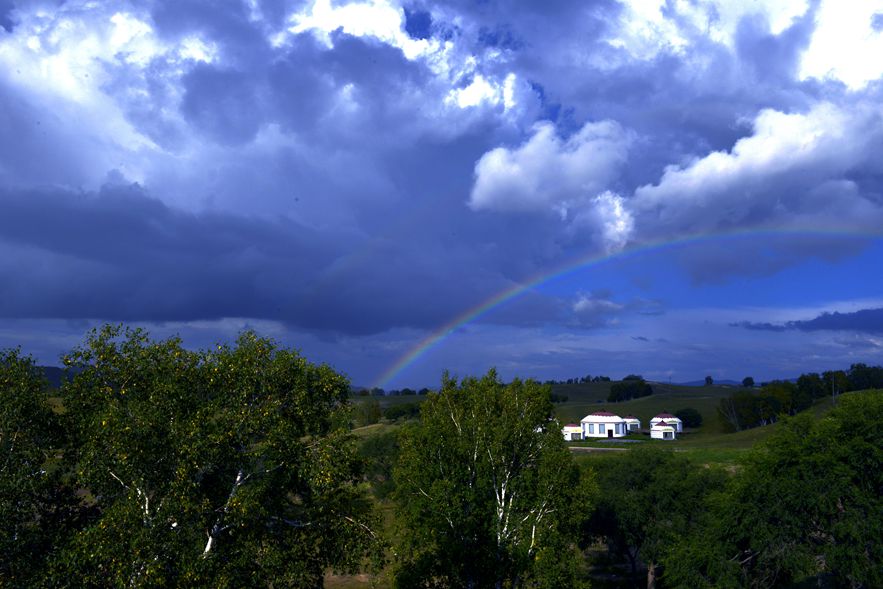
[580,411,628,438]
[561,423,583,441]
[623,415,641,432]
[650,412,683,432]
[651,420,677,440]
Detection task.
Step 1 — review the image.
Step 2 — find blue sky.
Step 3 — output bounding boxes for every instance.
[1,0,882,388]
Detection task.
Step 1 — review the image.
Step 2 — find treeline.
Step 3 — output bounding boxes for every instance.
[545,374,611,384]
[355,386,431,396]
[720,363,883,431]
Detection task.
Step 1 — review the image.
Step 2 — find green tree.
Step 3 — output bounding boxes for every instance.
[353,397,382,427]
[742,376,755,388]
[1,350,83,587]
[51,325,379,587]
[608,378,653,402]
[704,375,714,386]
[796,372,825,400]
[358,429,400,499]
[588,447,725,589]
[823,370,849,402]
[393,370,592,588]
[674,407,702,428]
[666,391,883,588]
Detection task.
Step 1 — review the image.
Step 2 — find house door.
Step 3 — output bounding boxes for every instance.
[607,430,613,438]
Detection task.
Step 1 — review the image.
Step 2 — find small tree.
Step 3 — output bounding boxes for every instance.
[704,375,714,386]
[394,370,592,587]
[742,376,755,388]
[675,407,703,428]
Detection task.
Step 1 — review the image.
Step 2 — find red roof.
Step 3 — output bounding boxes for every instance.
[654,413,677,419]
[589,411,618,416]
[624,415,638,419]
[564,423,580,427]
[655,420,670,426]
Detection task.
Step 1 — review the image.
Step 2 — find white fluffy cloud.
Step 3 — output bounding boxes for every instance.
[631,100,883,237]
[469,120,631,214]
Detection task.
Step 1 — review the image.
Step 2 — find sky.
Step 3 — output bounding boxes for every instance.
[1,0,883,389]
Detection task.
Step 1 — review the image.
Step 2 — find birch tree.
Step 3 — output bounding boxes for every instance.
[393,370,592,588]
[51,325,379,587]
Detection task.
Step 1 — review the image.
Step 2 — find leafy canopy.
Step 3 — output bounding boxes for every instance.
[394,369,593,588]
[50,325,380,587]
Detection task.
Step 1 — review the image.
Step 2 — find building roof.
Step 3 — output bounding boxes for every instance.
[652,421,674,428]
[653,413,679,419]
[623,415,639,419]
[563,423,581,428]
[581,411,625,423]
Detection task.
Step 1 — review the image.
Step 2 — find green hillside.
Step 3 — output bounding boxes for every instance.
[552,381,743,434]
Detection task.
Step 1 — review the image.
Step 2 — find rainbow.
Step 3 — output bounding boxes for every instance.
[372,227,882,388]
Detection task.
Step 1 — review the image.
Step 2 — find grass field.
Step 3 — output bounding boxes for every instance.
[552,381,742,435]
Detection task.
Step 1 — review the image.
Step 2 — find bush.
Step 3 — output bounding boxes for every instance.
[675,407,702,428]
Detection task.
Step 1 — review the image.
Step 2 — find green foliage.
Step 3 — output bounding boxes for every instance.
[666,391,883,588]
[587,447,726,585]
[742,376,754,388]
[383,402,421,422]
[675,407,703,428]
[608,378,653,402]
[846,363,883,391]
[393,370,592,588]
[358,430,400,499]
[718,390,782,431]
[49,325,380,587]
[0,349,82,588]
[761,380,812,416]
[705,375,714,386]
[353,398,382,427]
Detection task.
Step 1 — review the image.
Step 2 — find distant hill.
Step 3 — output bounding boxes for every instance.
[676,379,744,387]
[39,366,73,389]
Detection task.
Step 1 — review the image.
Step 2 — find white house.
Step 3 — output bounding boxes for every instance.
[580,411,628,438]
[623,415,641,432]
[651,420,677,440]
[650,413,683,432]
[561,423,583,441]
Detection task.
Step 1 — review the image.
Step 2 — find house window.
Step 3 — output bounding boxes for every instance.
[664,432,673,439]
[599,424,605,434]
[587,424,594,434]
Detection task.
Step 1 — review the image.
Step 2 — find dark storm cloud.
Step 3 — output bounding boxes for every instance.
[733,308,883,335]
[0,178,556,336]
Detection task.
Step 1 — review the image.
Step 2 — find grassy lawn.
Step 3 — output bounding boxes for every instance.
[554,381,740,436]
